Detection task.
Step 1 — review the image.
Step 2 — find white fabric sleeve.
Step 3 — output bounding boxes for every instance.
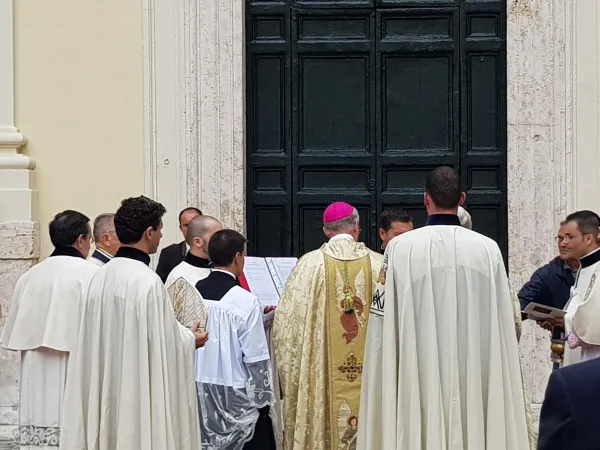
[239,303,270,364]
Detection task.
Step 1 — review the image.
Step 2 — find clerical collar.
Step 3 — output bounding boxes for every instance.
[329,233,354,242]
[212,268,237,279]
[92,248,112,264]
[425,214,462,227]
[580,247,600,268]
[114,247,151,266]
[185,252,212,269]
[50,246,85,259]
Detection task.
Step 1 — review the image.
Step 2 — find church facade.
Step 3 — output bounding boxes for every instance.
[0,0,599,438]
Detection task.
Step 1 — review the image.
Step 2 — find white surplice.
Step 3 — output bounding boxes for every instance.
[59,254,201,450]
[165,260,211,289]
[1,255,97,449]
[358,225,530,450]
[196,286,275,450]
[563,249,600,365]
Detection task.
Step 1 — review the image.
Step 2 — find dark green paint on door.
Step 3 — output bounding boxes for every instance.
[246,0,507,259]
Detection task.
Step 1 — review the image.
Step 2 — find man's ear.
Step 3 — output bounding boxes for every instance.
[144,226,154,240]
[459,191,467,206]
[378,228,386,240]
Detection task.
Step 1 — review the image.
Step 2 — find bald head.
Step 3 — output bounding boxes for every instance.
[187,215,223,259]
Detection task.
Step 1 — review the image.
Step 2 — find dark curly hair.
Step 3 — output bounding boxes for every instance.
[49,210,91,248]
[114,196,166,244]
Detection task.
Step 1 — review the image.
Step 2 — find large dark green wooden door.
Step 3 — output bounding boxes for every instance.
[246,0,507,258]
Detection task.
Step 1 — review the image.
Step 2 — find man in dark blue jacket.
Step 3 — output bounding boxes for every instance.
[537,357,600,450]
[518,222,578,314]
[518,223,578,368]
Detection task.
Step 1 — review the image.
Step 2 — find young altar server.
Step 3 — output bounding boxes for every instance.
[59,196,209,450]
[89,212,121,266]
[357,167,531,450]
[195,229,276,450]
[1,210,97,448]
[165,215,223,288]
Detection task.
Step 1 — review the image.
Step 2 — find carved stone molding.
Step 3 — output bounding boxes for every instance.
[0,0,38,438]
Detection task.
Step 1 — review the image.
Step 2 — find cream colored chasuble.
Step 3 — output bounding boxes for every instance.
[273,235,382,450]
[357,225,530,450]
[1,254,97,449]
[59,254,201,450]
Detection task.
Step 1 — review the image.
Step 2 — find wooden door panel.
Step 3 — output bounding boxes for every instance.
[246,0,508,260]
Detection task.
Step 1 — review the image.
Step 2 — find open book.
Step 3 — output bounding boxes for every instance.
[167,276,209,331]
[243,256,298,306]
[522,302,566,321]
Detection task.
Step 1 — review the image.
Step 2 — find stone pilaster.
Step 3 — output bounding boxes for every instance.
[144,0,245,248]
[0,0,38,439]
[507,0,573,423]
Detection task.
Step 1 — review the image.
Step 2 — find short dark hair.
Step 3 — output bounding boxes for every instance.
[208,229,247,267]
[379,209,413,231]
[115,196,166,244]
[425,166,462,209]
[178,207,202,223]
[49,210,90,248]
[564,210,600,235]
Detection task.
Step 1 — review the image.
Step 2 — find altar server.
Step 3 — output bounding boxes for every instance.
[358,166,530,450]
[165,215,223,288]
[195,229,275,450]
[59,196,208,450]
[561,210,600,365]
[1,210,97,449]
[273,202,382,450]
[89,212,121,266]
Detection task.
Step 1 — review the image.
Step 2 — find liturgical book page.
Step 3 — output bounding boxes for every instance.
[244,256,298,306]
[522,302,566,321]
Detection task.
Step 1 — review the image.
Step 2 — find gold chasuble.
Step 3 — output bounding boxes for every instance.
[273,237,382,450]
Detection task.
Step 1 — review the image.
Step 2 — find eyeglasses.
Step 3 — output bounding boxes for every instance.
[556,233,591,243]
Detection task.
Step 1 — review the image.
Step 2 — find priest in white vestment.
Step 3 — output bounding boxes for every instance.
[358,167,530,450]
[273,202,382,450]
[558,210,600,365]
[1,210,97,449]
[195,229,276,450]
[88,213,121,266]
[165,215,223,288]
[59,196,209,450]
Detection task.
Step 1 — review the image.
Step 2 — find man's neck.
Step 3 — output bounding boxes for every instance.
[329,232,356,241]
[213,266,237,277]
[427,206,458,216]
[124,243,150,255]
[95,246,114,257]
[190,248,209,259]
[566,259,580,270]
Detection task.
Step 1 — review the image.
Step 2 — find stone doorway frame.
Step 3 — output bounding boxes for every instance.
[142,0,578,418]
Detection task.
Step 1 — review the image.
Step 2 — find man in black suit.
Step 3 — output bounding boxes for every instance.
[537,357,600,449]
[156,207,202,282]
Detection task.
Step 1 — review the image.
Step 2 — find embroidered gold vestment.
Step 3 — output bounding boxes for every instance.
[273,238,382,450]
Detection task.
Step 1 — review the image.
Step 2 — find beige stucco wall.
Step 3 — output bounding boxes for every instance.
[14,0,146,258]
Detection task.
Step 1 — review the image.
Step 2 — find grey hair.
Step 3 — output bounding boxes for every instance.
[457,206,472,230]
[323,208,360,234]
[93,213,116,241]
[186,215,222,245]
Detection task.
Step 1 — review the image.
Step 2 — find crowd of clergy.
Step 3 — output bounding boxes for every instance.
[1,165,599,450]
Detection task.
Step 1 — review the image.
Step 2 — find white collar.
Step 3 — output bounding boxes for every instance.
[185,243,190,252]
[212,268,237,279]
[329,233,354,242]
